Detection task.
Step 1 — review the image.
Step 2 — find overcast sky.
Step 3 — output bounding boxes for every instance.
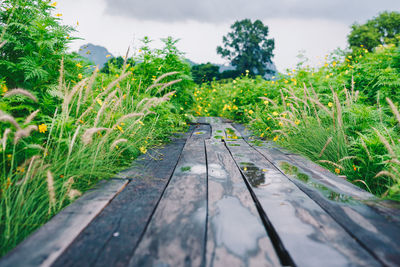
[56,0,400,72]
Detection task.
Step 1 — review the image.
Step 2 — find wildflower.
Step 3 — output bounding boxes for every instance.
[273,136,279,142]
[76,63,82,68]
[1,84,8,94]
[16,166,25,173]
[244,167,248,171]
[335,168,340,174]
[78,73,83,79]
[278,122,283,126]
[332,61,337,67]
[353,165,357,171]
[286,103,290,107]
[260,133,264,137]
[264,100,269,105]
[328,102,333,108]
[116,125,124,133]
[7,154,12,160]
[106,54,111,58]
[77,21,79,26]
[96,98,103,106]
[140,146,147,154]
[138,120,144,126]
[295,119,300,125]
[5,177,11,189]
[248,110,254,115]
[38,124,47,133]
[272,111,278,116]
[55,13,62,17]
[51,2,57,7]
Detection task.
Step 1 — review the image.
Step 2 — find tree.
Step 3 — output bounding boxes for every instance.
[191,63,220,84]
[217,19,275,77]
[348,11,400,52]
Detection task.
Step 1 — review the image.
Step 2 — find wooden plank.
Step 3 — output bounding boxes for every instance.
[205,139,281,267]
[128,126,210,266]
[52,130,193,267]
[222,126,381,267]
[193,117,223,124]
[210,123,230,141]
[0,179,128,267]
[233,123,400,266]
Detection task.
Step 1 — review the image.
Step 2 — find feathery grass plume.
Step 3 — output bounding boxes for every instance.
[307,97,333,118]
[116,113,144,125]
[375,170,397,181]
[338,156,357,162]
[14,125,38,144]
[97,72,130,99]
[280,89,286,109]
[68,189,82,200]
[62,78,88,113]
[386,97,400,126]
[383,126,396,147]
[94,90,117,127]
[153,71,179,85]
[318,160,344,170]
[75,82,84,116]
[277,117,298,127]
[0,114,21,129]
[82,127,109,145]
[76,106,93,124]
[24,144,45,151]
[83,68,98,103]
[156,79,182,95]
[2,128,11,150]
[0,41,6,49]
[318,136,333,157]
[352,179,372,193]
[47,170,56,213]
[121,46,130,72]
[283,87,301,108]
[111,138,128,150]
[24,109,40,125]
[358,134,372,161]
[344,88,351,107]
[4,89,38,102]
[333,91,343,130]
[373,127,397,158]
[390,166,400,176]
[69,126,81,156]
[258,97,278,107]
[16,155,41,185]
[385,159,400,166]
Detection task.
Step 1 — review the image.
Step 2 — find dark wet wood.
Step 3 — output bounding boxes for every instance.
[205,139,281,267]
[223,126,381,267]
[233,123,400,266]
[52,130,193,267]
[128,126,210,266]
[0,179,128,267]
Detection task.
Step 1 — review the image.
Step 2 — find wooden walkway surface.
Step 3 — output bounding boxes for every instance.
[1,117,399,267]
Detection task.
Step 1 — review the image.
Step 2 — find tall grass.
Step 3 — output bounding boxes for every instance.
[0,61,187,256]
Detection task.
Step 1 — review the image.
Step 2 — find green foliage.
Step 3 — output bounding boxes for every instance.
[193,43,400,201]
[191,63,220,84]
[217,19,275,76]
[348,11,400,52]
[0,0,75,93]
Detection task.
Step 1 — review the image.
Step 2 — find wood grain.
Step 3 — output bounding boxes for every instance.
[128,126,210,266]
[205,139,281,267]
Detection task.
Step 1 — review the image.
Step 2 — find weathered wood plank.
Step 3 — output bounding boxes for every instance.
[52,130,193,267]
[233,123,400,266]
[128,126,210,266]
[0,179,128,267]
[205,139,281,267]
[193,117,223,124]
[223,125,381,267]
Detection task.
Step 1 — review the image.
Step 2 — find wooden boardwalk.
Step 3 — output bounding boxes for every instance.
[1,117,400,267]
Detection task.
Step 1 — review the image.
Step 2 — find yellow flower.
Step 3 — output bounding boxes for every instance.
[278,122,283,126]
[138,120,144,126]
[328,102,333,108]
[295,119,300,125]
[50,2,57,7]
[16,166,25,174]
[334,168,340,174]
[76,63,82,68]
[116,125,124,133]
[106,54,111,58]
[1,84,8,94]
[55,13,62,17]
[96,98,103,106]
[272,111,278,116]
[78,73,83,79]
[140,146,147,154]
[273,136,279,142]
[332,61,337,67]
[38,124,47,133]
[248,110,254,115]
